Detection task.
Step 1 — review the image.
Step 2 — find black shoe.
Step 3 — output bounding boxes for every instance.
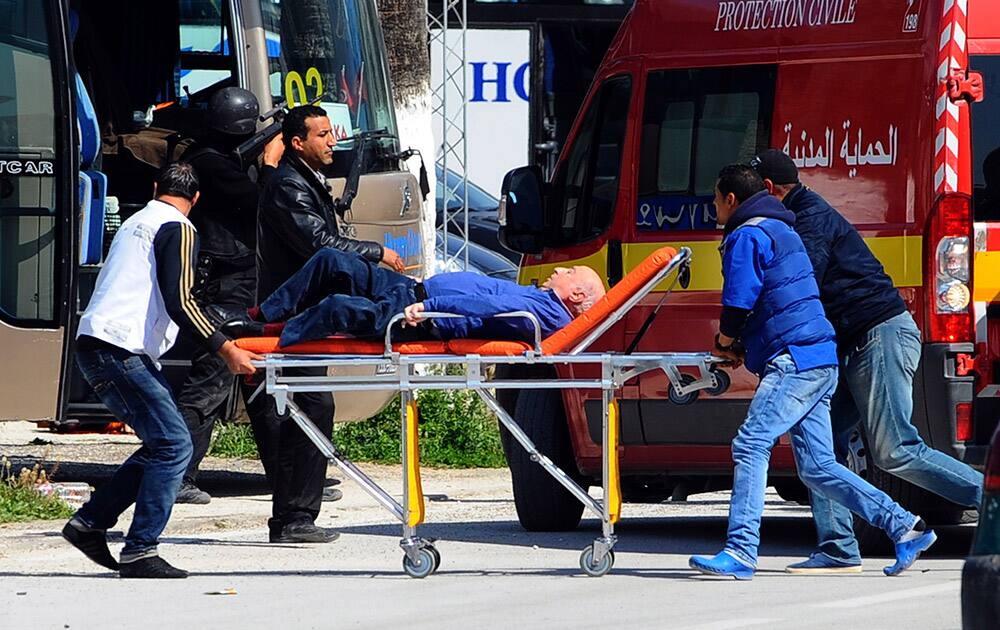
[119,555,188,579]
[174,482,211,505]
[219,315,265,339]
[269,522,340,544]
[324,478,342,487]
[322,487,343,502]
[62,521,119,570]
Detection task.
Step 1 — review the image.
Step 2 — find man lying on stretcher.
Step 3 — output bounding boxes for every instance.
[227,248,607,348]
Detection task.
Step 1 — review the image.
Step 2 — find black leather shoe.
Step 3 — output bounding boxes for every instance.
[119,555,188,579]
[269,522,340,544]
[219,315,266,339]
[62,521,119,570]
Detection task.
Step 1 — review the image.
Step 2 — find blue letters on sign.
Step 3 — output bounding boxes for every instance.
[636,195,718,231]
[383,229,422,260]
[471,62,530,103]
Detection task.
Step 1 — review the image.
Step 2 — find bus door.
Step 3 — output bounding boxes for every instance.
[0,0,75,421]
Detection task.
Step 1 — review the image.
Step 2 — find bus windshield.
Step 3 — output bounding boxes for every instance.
[261,0,397,149]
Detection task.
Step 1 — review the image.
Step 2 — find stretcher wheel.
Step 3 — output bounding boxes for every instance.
[668,374,699,405]
[402,548,437,579]
[579,547,614,577]
[706,369,731,397]
[428,545,441,573]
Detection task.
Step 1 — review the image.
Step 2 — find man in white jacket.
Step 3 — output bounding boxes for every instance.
[63,163,261,579]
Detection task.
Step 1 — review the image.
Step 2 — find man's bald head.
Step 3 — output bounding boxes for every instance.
[542,265,606,316]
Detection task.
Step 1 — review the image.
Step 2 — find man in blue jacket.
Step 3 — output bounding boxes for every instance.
[233,246,606,346]
[688,164,936,580]
[751,149,983,573]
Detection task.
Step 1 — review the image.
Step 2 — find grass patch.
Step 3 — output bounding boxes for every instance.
[206,389,506,469]
[208,422,259,459]
[336,389,506,468]
[0,457,75,524]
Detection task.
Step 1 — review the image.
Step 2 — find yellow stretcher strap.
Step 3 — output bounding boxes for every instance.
[608,398,622,525]
[405,398,425,527]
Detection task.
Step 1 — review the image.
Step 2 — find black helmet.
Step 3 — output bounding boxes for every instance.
[208,87,259,135]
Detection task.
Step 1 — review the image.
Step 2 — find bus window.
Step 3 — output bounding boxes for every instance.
[179,0,238,98]
[549,74,631,246]
[260,0,397,160]
[971,55,1000,221]
[637,66,775,231]
[0,0,57,323]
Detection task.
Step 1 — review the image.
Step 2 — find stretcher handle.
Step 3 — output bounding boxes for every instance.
[383,310,543,355]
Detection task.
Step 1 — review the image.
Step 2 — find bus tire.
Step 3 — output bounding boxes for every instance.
[507,388,586,532]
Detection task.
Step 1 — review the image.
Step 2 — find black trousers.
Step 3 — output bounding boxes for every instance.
[175,265,255,484]
[243,366,334,530]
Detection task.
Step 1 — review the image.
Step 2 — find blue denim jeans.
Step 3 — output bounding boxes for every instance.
[725,354,916,568]
[260,248,417,347]
[74,345,193,556]
[810,311,984,562]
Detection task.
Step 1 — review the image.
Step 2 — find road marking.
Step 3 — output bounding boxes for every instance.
[685,619,782,630]
[813,580,960,608]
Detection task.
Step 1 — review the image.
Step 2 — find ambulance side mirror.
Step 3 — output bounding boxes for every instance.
[498,165,546,255]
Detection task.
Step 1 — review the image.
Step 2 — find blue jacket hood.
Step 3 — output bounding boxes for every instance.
[723,189,796,238]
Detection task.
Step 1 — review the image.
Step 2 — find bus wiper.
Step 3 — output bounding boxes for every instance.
[333,128,396,216]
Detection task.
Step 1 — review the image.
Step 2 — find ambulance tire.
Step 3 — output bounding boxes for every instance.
[852,460,968,554]
[507,388,586,532]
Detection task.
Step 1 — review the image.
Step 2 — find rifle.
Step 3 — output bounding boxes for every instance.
[233,93,324,172]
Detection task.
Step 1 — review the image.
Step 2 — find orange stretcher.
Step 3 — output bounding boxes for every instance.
[237,246,728,578]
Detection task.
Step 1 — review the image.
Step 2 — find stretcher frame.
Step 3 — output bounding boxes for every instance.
[248,247,727,577]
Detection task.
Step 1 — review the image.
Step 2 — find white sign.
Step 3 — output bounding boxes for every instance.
[431,28,531,202]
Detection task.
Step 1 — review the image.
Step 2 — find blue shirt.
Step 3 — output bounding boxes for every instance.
[722,224,837,373]
[422,272,572,341]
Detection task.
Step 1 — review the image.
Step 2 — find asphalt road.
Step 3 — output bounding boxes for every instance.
[0,472,972,630]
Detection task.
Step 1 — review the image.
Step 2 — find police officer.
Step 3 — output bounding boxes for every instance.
[172,87,284,504]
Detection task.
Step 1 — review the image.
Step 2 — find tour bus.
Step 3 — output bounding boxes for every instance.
[0,0,424,427]
[498,0,1000,548]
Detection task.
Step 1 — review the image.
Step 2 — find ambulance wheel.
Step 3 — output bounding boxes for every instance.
[402,548,436,579]
[706,369,731,397]
[668,374,699,405]
[579,547,614,577]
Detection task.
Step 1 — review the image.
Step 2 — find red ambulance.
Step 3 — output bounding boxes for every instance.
[497,0,1000,548]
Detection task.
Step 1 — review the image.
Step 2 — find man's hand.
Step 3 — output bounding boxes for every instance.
[403,302,425,327]
[218,341,263,375]
[711,333,744,370]
[382,247,406,272]
[262,135,285,167]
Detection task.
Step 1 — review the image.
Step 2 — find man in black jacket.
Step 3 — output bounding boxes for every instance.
[248,105,404,543]
[751,149,983,574]
[173,87,283,505]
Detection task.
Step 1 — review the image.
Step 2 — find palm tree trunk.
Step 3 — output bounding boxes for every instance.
[376,0,437,275]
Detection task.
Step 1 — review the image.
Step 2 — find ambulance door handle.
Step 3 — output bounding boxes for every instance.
[607,239,623,287]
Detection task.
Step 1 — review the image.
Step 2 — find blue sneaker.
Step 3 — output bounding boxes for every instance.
[884,529,937,576]
[689,550,755,580]
[785,552,862,574]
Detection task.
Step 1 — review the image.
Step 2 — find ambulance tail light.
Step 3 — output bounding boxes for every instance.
[926,194,973,343]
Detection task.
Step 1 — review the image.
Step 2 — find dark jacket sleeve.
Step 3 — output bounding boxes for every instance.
[794,210,836,284]
[193,152,261,219]
[153,222,228,352]
[263,175,384,262]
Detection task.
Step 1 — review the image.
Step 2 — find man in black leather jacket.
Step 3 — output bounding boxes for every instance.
[248,104,404,544]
